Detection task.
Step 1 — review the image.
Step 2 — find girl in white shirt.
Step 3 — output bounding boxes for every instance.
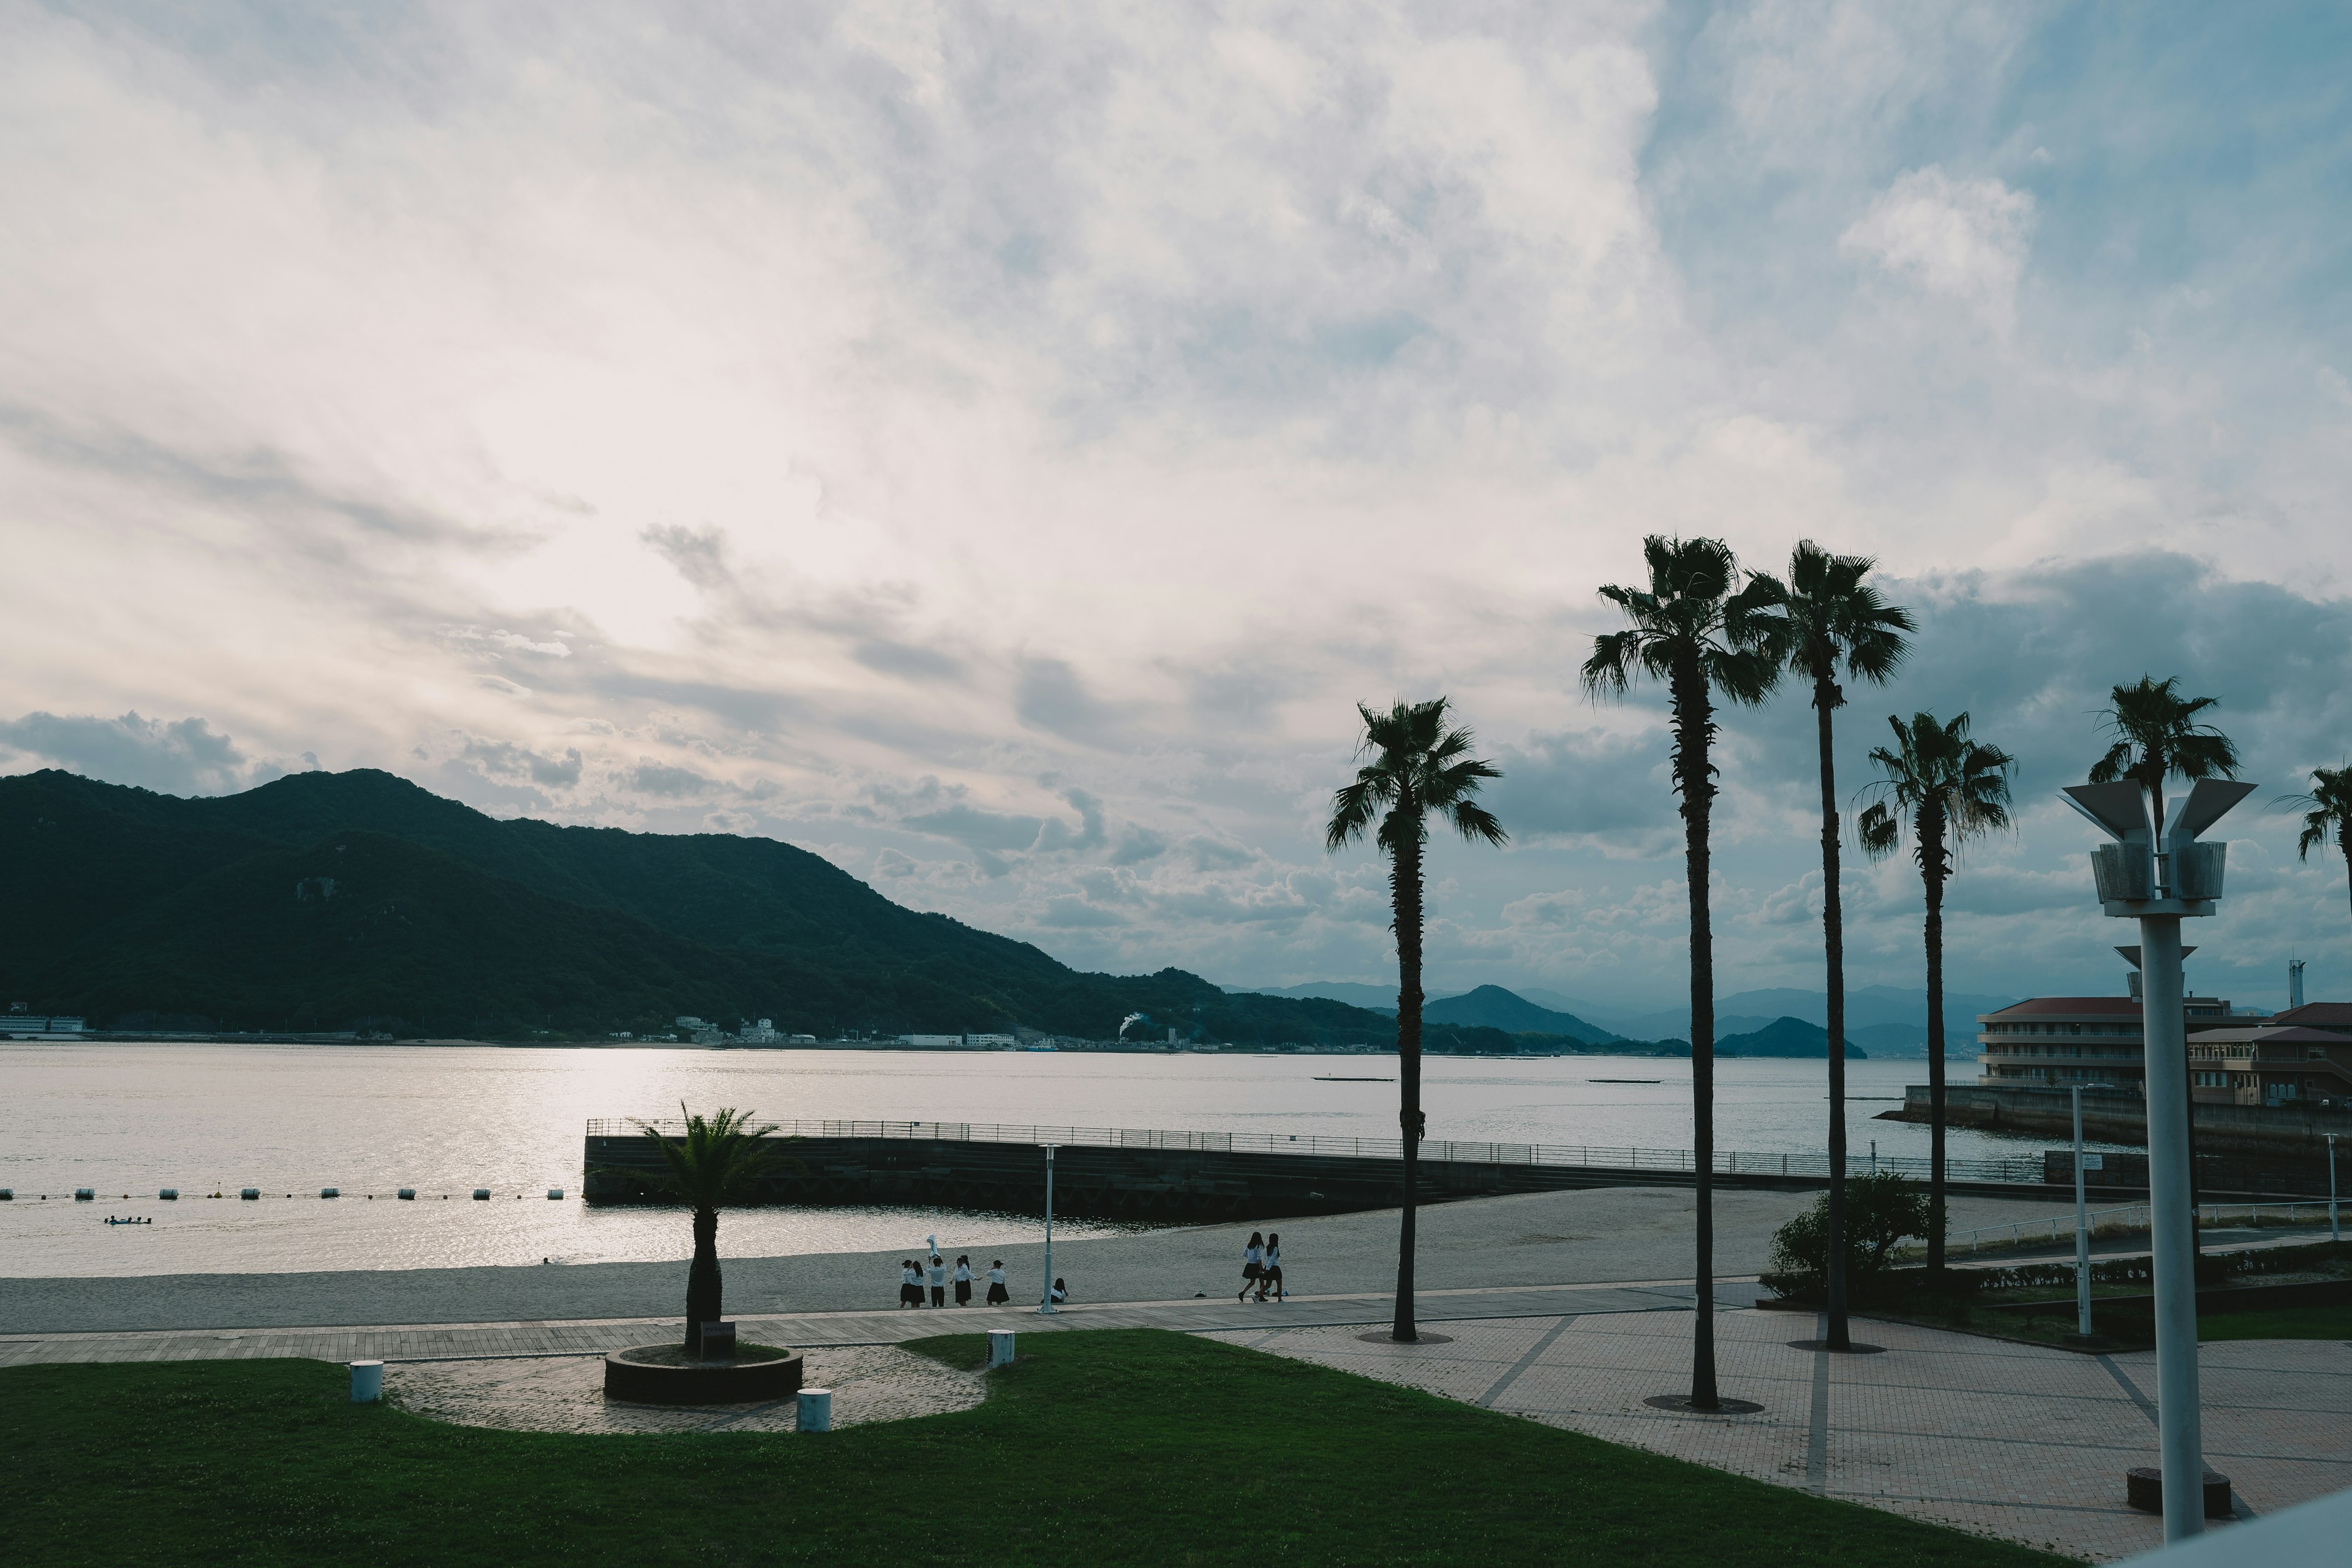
[952,1254,974,1306]
[927,1254,948,1308]
[1238,1231,1265,1303]
[986,1260,1010,1305]
[1258,1233,1284,1302]
[898,1260,922,1308]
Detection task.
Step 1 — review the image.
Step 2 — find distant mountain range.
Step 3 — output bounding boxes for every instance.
[1228,980,2007,1057]
[0,769,1442,1047]
[1421,986,1620,1046]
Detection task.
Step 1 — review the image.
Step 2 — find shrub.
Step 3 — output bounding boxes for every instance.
[1763,1171,1933,1303]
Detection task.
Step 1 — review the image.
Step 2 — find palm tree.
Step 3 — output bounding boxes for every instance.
[1583,537,1781,1409]
[2090,675,2242,829]
[1753,541,1912,1351]
[2278,765,2352,920]
[2090,675,2240,1224]
[1326,696,1506,1343]
[625,1106,798,1354]
[1857,712,2014,1276]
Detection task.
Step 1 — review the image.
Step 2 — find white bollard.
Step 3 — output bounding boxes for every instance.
[349,1360,383,1403]
[796,1387,832,1433]
[987,1330,1016,1369]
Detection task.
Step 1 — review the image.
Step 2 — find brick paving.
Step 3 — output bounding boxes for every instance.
[1199,1309,2352,1563]
[388,1343,982,1435]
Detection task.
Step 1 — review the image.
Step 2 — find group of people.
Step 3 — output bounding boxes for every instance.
[1238,1230,1284,1302]
[897,1253,1010,1308]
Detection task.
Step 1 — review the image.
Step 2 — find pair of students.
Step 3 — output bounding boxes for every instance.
[1238,1230,1284,1303]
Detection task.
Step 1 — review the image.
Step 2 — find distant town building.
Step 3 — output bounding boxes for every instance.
[1977,991,2234,1093]
[1,1013,86,1036]
[2187,1003,2352,1108]
[739,1019,780,1044]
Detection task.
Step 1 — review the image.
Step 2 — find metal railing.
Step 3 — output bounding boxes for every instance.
[584,1118,2050,1184]
[1952,1198,2343,1254]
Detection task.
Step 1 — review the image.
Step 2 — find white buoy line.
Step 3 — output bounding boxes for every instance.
[0,1186,570,1202]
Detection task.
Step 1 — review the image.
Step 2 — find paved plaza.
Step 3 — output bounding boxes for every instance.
[1200,1307,2352,1563]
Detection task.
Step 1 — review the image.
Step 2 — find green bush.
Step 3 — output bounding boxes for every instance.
[1764,1171,1933,1303]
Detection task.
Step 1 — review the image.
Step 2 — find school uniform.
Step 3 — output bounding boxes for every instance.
[927,1258,948,1307]
[952,1261,974,1305]
[1261,1245,1283,1299]
[985,1265,1010,1305]
[899,1264,922,1307]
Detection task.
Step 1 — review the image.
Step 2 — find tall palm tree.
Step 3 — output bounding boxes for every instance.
[2278,764,2352,919]
[1752,541,1912,1351]
[626,1106,797,1354]
[1583,537,1781,1409]
[1857,712,2014,1276]
[1326,696,1506,1343]
[2090,675,2239,1223]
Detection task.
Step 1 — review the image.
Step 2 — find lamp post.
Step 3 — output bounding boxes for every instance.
[2329,1134,2339,1245]
[2073,1085,2093,1340]
[1038,1144,1057,1314]
[2062,776,2255,1544]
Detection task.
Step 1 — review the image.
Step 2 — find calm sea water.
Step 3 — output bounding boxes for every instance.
[0,1044,2083,1278]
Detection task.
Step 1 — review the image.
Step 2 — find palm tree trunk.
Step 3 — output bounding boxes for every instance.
[1815,675,1850,1349]
[1672,658,1719,1408]
[1923,806,1948,1278]
[686,1205,722,1354]
[1392,819,1425,1343]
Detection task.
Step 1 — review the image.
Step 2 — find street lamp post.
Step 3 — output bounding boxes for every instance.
[1038,1144,1057,1314]
[2063,776,2255,1544]
[2073,1086,2093,1340]
[2329,1134,2340,1245]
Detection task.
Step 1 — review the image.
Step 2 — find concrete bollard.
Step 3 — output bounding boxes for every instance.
[349,1360,383,1403]
[987,1330,1016,1369]
[796,1388,832,1433]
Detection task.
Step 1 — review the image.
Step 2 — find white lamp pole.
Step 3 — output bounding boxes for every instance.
[2073,1086,2092,1339]
[2063,776,2254,1544]
[1038,1144,1057,1314]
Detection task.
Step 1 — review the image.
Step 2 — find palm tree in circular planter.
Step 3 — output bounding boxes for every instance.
[627,1105,799,1355]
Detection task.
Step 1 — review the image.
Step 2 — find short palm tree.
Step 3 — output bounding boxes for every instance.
[1857,712,2014,1276]
[2279,764,2352,919]
[1753,541,1913,1351]
[1583,537,1781,1409]
[2090,675,2241,827]
[626,1106,797,1354]
[1326,696,1506,1343]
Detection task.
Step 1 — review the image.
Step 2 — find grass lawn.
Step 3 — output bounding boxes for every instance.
[1863,1298,2352,1350]
[2195,1302,2352,1341]
[0,1329,2063,1567]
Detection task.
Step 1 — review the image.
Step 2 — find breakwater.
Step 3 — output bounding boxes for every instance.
[582,1119,2065,1221]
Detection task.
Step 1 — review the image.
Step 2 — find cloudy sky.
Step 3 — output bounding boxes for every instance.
[6,2,2352,1014]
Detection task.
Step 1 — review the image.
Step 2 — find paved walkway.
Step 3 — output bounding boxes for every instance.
[0,1278,1754,1367]
[1200,1308,2352,1564]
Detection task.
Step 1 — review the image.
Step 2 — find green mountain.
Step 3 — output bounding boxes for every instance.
[0,768,1502,1049]
[1422,984,1620,1044]
[1716,1016,1866,1060]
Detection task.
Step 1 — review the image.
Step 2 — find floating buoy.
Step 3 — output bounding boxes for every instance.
[547,1188,564,1200]
[74,1188,94,1201]
[398,1188,415,1200]
[159,1188,178,1200]
[240,1188,260,1200]
[320,1188,339,1199]
[472,1188,491,1200]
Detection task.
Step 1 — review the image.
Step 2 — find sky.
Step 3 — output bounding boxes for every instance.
[6,1,2352,1014]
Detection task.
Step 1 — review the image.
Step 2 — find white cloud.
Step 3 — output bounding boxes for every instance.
[1839,165,2038,333]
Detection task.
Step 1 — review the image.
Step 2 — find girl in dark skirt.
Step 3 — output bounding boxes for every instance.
[952,1254,974,1306]
[1258,1232,1283,1302]
[986,1259,1010,1305]
[1238,1230,1265,1303]
[898,1259,922,1308]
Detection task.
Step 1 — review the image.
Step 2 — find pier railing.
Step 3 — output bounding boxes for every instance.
[585,1118,2050,1185]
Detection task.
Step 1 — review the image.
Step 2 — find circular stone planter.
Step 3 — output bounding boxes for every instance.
[603,1343,805,1406]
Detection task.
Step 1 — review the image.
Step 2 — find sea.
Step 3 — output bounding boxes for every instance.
[0,1043,2104,1278]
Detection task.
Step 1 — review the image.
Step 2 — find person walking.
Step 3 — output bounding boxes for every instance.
[952,1254,974,1306]
[986,1259,1010,1305]
[1259,1232,1284,1302]
[898,1259,922,1308]
[927,1253,948,1308]
[1238,1231,1265,1303]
